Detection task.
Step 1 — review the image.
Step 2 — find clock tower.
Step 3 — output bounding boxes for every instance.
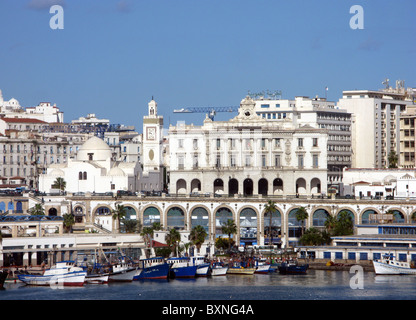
[142,98,164,191]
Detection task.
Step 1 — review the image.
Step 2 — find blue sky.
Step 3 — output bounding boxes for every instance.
[0,0,415,129]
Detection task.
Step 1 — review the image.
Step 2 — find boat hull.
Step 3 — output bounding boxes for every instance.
[227,267,256,275]
[373,261,416,275]
[211,267,228,276]
[278,264,308,274]
[196,264,210,277]
[134,263,170,280]
[85,274,109,284]
[255,265,271,274]
[18,271,86,287]
[169,266,197,278]
[108,267,138,282]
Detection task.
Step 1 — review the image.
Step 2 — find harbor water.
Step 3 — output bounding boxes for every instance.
[2,269,416,300]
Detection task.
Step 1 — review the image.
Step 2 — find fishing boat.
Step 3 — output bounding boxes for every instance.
[167,257,197,278]
[278,260,308,274]
[255,258,271,274]
[102,251,139,282]
[17,261,87,286]
[226,261,256,275]
[210,261,228,276]
[373,254,416,275]
[134,257,170,280]
[85,273,109,284]
[191,256,210,276]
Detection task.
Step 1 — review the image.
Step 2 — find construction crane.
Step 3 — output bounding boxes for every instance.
[173,106,239,121]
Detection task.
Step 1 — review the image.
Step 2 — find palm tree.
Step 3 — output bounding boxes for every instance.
[63,213,75,233]
[324,214,337,235]
[388,151,398,168]
[166,228,181,256]
[295,206,308,236]
[111,204,126,233]
[264,200,278,245]
[52,177,66,194]
[190,225,207,254]
[29,203,45,216]
[221,219,237,250]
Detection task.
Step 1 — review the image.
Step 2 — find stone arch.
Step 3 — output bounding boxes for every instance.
[312,208,330,227]
[273,178,283,195]
[336,207,357,225]
[296,178,307,194]
[386,207,406,223]
[238,206,260,245]
[310,178,321,194]
[73,204,86,224]
[93,204,113,216]
[190,179,201,193]
[361,207,381,224]
[165,204,186,230]
[48,207,58,217]
[190,205,210,238]
[123,204,138,220]
[214,205,235,238]
[262,206,283,245]
[213,178,224,194]
[228,178,239,196]
[142,205,162,227]
[287,206,307,238]
[258,178,268,196]
[176,179,187,194]
[243,178,253,196]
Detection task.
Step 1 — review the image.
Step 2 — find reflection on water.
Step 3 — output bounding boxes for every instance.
[3,270,416,300]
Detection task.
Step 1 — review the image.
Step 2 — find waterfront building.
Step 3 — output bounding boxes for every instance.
[168,96,328,197]
[337,80,416,168]
[251,95,352,185]
[38,136,141,194]
[399,105,416,168]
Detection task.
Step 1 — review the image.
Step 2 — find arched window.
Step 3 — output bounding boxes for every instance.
[83,171,87,180]
[79,172,83,180]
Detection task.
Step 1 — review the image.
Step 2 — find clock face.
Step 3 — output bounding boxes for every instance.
[244,110,251,117]
[147,127,156,140]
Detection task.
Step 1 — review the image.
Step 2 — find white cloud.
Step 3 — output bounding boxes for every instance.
[27,0,66,10]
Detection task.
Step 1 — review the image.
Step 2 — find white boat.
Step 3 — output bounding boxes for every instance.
[17,261,86,287]
[210,262,228,276]
[373,254,416,275]
[108,263,139,282]
[255,258,271,274]
[85,273,109,284]
[191,256,210,276]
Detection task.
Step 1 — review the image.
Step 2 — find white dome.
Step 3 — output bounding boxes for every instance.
[108,166,125,176]
[50,168,65,176]
[77,136,112,162]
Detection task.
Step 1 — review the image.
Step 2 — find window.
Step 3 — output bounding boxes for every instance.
[313,154,319,168]
[298,138,303,147]
[83,172,87,180]
[261,138,266,149]
[262,155,266,167]
[178,139,184,148]
[216,139,221,149]
[313,138,318,147]
[193,139,198,149]
[275,155,281,167]
[216,156,221,168]
[245,156,251,167]
[298,155,304,168]
[178,156,184,169]
[230,156,236,167]
[261,104,269,108]
[274,138,281,147]
[79,172,83,180]
[193,155,198,168]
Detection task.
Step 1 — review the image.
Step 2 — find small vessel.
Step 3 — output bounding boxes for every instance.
[85,273,109,284]
[167,257,197,278]
[255,258,271,274]
[210,261,228,276]
[373,254,416,275]
[17,261,87,287]
[191,256,210,276]
[278,260,308,274]
[226,261,256,275]
[134,257,170,280]
[102,251,139,282]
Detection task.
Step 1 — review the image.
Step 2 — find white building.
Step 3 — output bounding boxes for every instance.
[337,81,416,168]
[39,136,142,194]
[168,96,328,196]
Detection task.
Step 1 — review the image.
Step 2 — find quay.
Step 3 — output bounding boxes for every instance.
[1,192,416,269]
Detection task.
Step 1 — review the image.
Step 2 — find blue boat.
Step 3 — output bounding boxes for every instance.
[134,257,170,280]
[167,257,197,279]
[278,261,309,274]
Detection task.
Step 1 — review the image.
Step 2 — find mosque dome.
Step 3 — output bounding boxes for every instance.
[77,136,112,162]
[50,168,65,176]
[108,166,125,176]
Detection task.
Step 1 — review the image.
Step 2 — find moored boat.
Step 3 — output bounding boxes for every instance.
[278,261,308,274]
[191,256,210,277]
[255,258,271,274]
[210,262,228,276]
[85,271,109,284]
[134,257,170,280]
[167,257,197,278]
[226,261,256,275]
[108,262,138,282]
[17,261,87,287]
[373,254,416,275]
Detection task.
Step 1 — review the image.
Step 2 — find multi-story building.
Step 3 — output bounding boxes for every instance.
[400,106,416,168]
[168,96,328,196]
[251,95,352,185]
[337,80,416,168]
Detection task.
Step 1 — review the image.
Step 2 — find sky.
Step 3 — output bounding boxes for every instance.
[0,0,415,130]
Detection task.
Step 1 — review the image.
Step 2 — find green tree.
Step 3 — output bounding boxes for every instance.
[388,151,398,168]
[63,213,75,233]
[324,214,337,234]
[295,206,308,236]
[29,203,45,216]
[52,177,66,194]
[111,204,126,233]
[190,225,207,254]
[221,219,237,250]
[264,200,278,245]
[123,219,138,233]
[299,227,323,245]
[333,210,354,236]
[166,228,181,256]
